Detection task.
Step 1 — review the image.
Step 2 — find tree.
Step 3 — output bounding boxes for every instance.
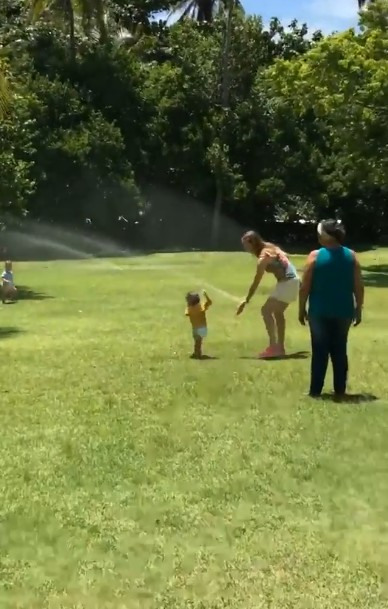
[210,0,233,246]
[6,0,387,243]
[139,12,323,242]
[108,0,171,32]
[24,74,143,228]
[28,0,108,61]
[263,0,388,232]
[0,86,37,214]
[169,0,242,22]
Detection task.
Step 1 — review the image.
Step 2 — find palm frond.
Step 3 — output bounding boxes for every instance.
[0,71,11,118]
[29,0,53,21]
[166,0,190,23]
[114,24,143,48]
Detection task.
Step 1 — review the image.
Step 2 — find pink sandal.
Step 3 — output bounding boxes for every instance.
[258,345,284,359]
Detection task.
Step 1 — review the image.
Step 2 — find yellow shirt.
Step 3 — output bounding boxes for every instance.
[185,300,211,329]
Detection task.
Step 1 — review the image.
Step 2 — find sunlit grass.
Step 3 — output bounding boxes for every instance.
[0,250,387,608]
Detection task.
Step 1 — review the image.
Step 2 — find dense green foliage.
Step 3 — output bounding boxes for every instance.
[0,0,387,242]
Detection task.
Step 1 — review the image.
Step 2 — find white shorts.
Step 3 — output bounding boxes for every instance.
[270,277,299,304]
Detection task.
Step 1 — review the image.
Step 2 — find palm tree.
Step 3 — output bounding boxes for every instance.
[28,0,108,61]
[169,0,242,23]
[211,0,233,246]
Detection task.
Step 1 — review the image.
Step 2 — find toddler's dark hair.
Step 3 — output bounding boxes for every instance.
[186,291,200,305]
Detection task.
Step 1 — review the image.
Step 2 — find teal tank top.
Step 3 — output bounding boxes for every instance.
[308,246,355,319]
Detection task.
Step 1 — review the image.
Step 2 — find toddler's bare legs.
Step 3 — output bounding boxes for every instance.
[191,337,203,359]
[2,285,16,303]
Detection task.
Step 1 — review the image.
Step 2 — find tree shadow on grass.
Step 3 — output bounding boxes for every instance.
[314,393,378,404]
[362,265,388,288]
[362,273,388,288]
[0,327,23,339]
[16,286,53,301]
[363,264,388,273]
[240,351,309,361]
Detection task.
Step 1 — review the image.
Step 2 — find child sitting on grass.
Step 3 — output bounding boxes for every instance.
[185,290,212,359]
[2,261,17,304]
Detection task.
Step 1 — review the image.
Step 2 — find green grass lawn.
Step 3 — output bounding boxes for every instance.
[1,250,388,608]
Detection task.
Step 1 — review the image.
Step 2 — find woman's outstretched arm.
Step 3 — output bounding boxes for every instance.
[245,257,269,303]
[236,257,269,315]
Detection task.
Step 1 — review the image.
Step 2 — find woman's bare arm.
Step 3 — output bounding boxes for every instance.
[245,257,269,303]
[299,251,317,321]
[353,253,364,312]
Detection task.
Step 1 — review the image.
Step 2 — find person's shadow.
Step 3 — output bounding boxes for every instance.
[240,351,310,361]
[190,355,219,361]
[17,286,53,301]
[317,393,378,404]
[0,327,23,339]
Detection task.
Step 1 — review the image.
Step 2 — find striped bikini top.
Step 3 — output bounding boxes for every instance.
[263,250,298,280]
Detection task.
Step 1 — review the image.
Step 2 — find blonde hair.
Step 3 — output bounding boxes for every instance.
[242,231,278,257]
[5,260,12,270]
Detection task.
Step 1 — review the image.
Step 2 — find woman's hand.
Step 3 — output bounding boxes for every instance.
[298,308,307,325]
[236,300,247,316]
[353,307,362,326]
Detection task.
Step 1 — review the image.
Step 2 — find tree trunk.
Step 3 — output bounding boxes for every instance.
[220,1,233,109]
[94,0,108,44]
[212,175,223,248]
[211,0,233,248]
[64,0,76,62]
[0,70,10,118]
[197,0,213,22]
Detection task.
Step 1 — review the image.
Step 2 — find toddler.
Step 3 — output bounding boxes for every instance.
[2,261,17,304]
[185,290,212,359]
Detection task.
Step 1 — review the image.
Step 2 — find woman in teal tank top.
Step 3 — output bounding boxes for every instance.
[299,219,364,399]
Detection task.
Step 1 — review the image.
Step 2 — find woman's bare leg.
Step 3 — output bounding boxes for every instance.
[273,301,289,350]
[261,300,277,346]
[261,298,289,351]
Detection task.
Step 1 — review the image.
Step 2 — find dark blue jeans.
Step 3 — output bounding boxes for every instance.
[309,316,352,396]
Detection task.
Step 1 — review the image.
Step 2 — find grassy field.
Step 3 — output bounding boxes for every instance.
[1,249,388,608]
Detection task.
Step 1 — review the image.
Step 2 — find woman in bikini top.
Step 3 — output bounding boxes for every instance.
[236,231,300,358]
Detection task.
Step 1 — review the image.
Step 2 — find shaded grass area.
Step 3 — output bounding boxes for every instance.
[0,252,387,608]
[362,264,388,288]
[0,326,22,339]
[16,285,53,300]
